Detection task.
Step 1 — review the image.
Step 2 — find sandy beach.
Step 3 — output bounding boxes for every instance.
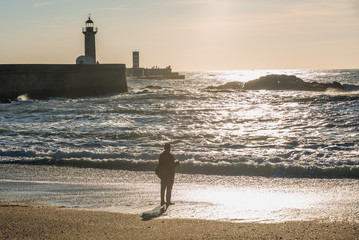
[0,201,358,240]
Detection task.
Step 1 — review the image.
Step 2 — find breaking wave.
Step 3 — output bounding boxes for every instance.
[1,69,359,180]
[2,157,358,179]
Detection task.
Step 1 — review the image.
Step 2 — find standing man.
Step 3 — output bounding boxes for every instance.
[157,143,180,206]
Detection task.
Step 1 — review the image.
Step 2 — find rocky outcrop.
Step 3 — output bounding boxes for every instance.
[244,74,345,91]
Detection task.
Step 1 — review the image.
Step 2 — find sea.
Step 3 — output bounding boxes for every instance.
[1,69,358,223]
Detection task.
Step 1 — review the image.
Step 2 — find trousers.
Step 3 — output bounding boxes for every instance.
[160,175,174,204]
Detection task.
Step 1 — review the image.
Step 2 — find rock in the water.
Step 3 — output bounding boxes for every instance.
[244,74,345,91]
[142,85,162,90]
[206,81,244,90]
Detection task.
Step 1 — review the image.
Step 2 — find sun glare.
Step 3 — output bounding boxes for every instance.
[195,186,314,211]
[174,184,324,222]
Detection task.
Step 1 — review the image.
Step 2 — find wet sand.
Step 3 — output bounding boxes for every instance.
[0,201,358,240]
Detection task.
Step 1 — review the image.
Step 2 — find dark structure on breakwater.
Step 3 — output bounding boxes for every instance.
[0,17,127,103]
[126,51,185,79]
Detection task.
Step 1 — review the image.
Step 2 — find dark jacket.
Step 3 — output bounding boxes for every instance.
[157,151,176,179]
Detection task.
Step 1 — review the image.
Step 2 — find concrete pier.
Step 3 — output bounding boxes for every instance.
[0,64,127,102]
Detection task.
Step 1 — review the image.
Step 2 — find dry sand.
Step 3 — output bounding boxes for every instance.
[0,201,358,240]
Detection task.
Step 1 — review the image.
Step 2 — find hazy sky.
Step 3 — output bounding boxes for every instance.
[0,0,358,70]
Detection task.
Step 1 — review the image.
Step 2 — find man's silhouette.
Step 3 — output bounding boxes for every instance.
[158,143,180,206]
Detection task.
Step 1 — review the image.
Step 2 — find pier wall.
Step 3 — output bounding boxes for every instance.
[126,66,185,79]
[0,64,127,102]
[144,68,171,76]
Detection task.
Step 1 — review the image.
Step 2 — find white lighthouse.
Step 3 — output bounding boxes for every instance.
[76,17,98,64]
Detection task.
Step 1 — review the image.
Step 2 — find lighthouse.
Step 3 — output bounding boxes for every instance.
[78,17,97,64]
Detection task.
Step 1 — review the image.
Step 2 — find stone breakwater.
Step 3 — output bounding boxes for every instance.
[0,64,127,103]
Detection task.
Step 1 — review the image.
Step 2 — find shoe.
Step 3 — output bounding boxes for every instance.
[166,202,174,206]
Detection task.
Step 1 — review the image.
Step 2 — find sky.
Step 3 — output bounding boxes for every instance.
[0,0,358,71]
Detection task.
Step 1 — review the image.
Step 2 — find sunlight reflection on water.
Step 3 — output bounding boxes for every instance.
[172,184,322,222]
[164,174,359,223]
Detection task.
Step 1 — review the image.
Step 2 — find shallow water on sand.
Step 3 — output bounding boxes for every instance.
[1,165,358,223]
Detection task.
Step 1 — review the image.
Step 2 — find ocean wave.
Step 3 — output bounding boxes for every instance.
[1,70,359,180]
[289,93,359,104]
[0,127,12,134]
[343,84,359,91]
[2,157,358,179]
[205,81,244,91]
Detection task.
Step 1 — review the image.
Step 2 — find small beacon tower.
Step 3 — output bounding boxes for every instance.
[133,51,139,68]
[81,17,97,64]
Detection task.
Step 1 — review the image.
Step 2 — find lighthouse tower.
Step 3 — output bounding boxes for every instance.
[132,51,139,68]
[82,17,97,64]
